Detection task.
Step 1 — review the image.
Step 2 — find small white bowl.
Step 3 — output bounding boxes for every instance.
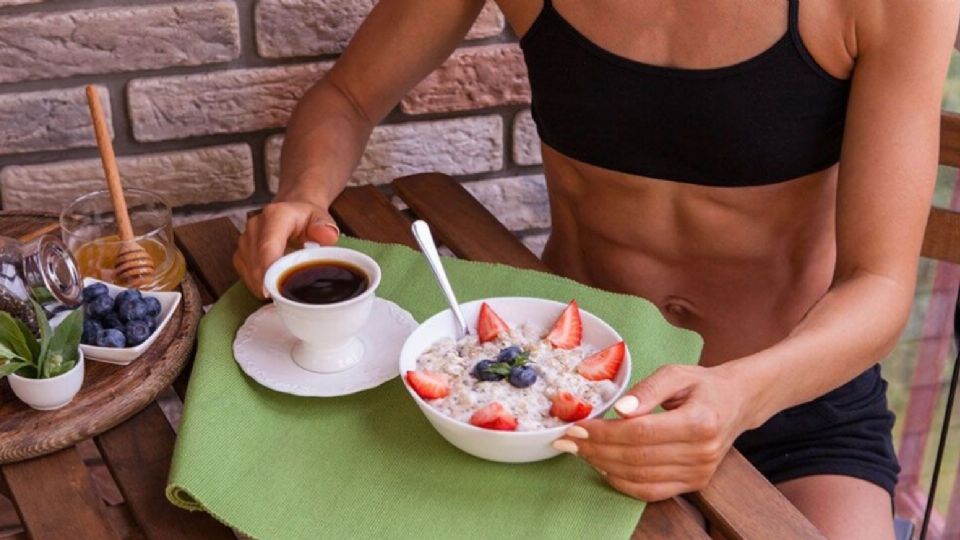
[77,278,182,365]
[9,349,85,410]
[399,297,632,463]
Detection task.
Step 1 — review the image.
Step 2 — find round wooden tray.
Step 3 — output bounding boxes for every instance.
[0,213,203,464]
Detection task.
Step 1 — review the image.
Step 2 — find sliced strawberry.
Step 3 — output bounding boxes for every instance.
[546,300,583,349]
[477,302,510,343]
[469,402,518,431]
[549,391,593,422]
[405,370,450,399]
[577,341,626,381]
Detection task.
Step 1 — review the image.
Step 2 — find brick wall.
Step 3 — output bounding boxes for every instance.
[0,0,549,255]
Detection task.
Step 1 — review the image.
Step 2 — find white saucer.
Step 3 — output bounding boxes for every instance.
[233,297,418,397]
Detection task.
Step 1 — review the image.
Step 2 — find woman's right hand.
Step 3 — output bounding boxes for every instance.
[233,201,341,299]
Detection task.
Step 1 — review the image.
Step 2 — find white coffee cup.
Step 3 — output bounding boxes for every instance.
[263,247,381,373]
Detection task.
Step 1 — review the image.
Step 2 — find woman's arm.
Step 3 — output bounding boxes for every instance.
[559,0,960,501]
[731,0,960,429]
[235,0,486,297]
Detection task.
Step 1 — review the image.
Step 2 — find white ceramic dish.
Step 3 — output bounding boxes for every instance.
[77,278,181,365]
[234,298,417,397]
[8,349,84,410]
[399,297,632,463]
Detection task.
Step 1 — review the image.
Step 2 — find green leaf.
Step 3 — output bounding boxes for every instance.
[0,312,34,363]
[49,359,76,378]
[512,351,530,367]
[15,364,38,379]
[13,318,38,361]
[0,360,29,377]
[43,308,83,379]
[31,300,51,375]
[485,362,513,376]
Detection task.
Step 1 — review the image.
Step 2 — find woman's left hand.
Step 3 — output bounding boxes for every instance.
[553,363,757,501]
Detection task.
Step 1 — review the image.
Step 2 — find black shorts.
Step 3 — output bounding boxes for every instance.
[734,364,900,497]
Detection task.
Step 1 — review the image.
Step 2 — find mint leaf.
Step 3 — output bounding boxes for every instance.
[13,317,38,361]
[0,360,29,377]
[512,351,530,367]
[44,308,83,379]
[15,364,38,379]
[0,312,33,363]
[31,300,50,370]
[485,362,513,376]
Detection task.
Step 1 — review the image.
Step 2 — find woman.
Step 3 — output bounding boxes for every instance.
[234,1,959,537]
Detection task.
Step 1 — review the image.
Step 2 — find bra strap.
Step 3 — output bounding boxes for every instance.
[788,0,799,32]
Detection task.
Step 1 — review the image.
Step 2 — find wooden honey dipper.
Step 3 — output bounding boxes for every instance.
[85,85,156,288]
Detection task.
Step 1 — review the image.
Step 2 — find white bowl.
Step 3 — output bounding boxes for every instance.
[399,297,632,463]
[76,278,182,365]
[9,349,85,410]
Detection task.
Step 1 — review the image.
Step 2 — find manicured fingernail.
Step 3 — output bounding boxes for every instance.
[614,395,639,415]
[552,440,578,455]
[593,466,608,477]
[566,426,589,439]
[261,286,270,298]
[323,222,340,236]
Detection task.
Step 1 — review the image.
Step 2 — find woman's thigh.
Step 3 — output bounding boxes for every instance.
[777,474,894,540]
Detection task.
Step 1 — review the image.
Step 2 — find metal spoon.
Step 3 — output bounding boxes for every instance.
[411,220,470,338]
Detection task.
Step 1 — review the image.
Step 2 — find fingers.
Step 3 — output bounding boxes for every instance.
[234,202,337,300]
[304,211,340,246]
[589,459,711,486]
[235,215,268,298]
[576,409,699,446]
[604,476,692,502]
[563,439,706,467]
[613,365,696,418]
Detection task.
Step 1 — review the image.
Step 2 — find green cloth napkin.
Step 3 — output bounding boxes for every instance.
[167,237,703,540]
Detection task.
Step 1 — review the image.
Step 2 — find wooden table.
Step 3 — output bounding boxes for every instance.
[0,173,824,539]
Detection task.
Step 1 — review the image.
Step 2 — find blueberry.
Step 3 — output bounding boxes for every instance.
[84,294,114,319]
[81,319,103,345]
[471,359,505,381]
[96,328,126,348]
[147,316,159,333]
[101,312,124,330]
[124,320,152,346]
[82,283,109,303]
[117,298,149,322]
[508,365,537,388]
[497,345,524,364]
[143,296,161,318]
[114,288,142,309]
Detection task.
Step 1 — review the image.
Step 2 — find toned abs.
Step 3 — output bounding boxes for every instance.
[497,0,857,365]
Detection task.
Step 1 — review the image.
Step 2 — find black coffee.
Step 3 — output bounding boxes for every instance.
[279,261,368,305]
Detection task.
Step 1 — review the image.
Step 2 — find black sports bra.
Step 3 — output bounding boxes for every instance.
[519,0,852,187]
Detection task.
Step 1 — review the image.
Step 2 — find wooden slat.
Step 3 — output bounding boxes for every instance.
[2,447,120,540]
[921,207,960,264]
[95,404,234,540]
[331,186,417,249]
[393,173,546,271]
[939,112,960,168]
[632,498,710,539]
[175,218,241,298]
[687,451,824,540]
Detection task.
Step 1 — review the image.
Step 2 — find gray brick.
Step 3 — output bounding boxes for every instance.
[255,0,504,58]
[1,144,254,211]
[0,85,111,156]
[265,115,504,190]
[0,2,240,84]
[463,174,550,230]
[128,62,332,142]
[512,109,542,166]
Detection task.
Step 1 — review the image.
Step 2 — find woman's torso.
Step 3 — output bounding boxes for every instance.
[495,0,857,364]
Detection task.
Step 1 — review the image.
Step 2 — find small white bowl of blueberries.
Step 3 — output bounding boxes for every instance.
[76,278,182,365]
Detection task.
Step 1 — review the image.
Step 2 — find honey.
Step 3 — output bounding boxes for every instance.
[73,235,185,291]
